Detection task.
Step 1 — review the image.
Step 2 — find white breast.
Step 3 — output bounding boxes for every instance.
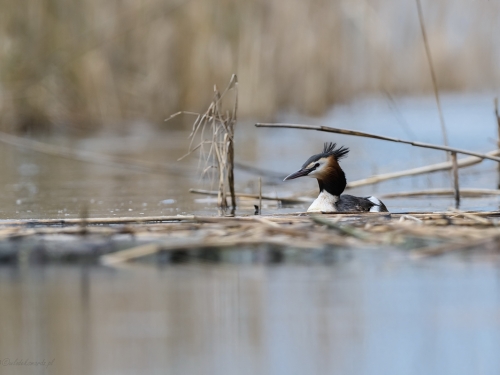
[307,191,338,212]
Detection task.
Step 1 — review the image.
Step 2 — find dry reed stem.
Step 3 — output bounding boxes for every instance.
[228,75,238,209]
[180,75,238,212]
[381,189,500,198]
[234,149,500,188]
[347,150,500,188]
[451,152,460,208]
[259,177,262,215]
[255,123,500,163]
[495,98,500,189]
[189,188,310,203]
[415,0,449,147]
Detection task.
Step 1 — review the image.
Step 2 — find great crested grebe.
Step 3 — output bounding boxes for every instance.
[284,142,388,213]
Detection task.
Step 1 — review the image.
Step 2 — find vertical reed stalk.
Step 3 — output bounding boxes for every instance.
[415,0,449,148]
[451,152,460,208]
[259,177,262,215]
[495,98,500,189]
[227,75,238,210]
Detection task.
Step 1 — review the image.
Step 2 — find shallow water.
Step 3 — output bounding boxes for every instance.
[1,252,500,375]
[2,93,500,375]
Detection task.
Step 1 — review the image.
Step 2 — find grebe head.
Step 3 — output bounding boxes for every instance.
[284,142,349,196]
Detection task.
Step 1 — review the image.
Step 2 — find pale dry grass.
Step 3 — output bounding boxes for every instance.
[172,75,238,211]
[3,210,500,263]
[0,0,499,131]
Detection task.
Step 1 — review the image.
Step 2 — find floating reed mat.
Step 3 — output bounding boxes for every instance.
[2,210,500,264]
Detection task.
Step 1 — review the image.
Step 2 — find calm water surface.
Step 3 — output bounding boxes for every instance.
[1,93,500,375]
[1,253,500,375]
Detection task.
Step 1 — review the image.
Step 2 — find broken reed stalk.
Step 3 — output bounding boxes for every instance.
[495,98,500,188]
[451,152,460,208]
[415,0,449,148]
[179,75,238,212]
[255,123,500,163]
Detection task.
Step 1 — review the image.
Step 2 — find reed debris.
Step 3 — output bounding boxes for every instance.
[2,210,500,265]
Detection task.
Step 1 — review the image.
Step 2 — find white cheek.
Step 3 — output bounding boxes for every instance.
[308,165,325,178]
[308,170,320,178]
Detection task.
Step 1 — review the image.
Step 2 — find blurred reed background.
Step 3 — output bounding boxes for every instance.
[1,0,499,133]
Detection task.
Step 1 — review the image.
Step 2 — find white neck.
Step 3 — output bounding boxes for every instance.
[307,191,338,212]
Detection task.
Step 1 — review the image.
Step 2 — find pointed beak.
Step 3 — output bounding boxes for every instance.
[283,168,311,181]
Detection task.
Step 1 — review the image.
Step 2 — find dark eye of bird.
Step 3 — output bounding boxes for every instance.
[314,163,320,168]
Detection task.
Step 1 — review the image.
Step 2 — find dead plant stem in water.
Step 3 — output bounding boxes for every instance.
[451,152,460,208]
[171,75,238,213]
[381,189,500,199]
[495,98,500,188]
[255,123,500,163]
[346,149,500,189]
[259,177,262,215]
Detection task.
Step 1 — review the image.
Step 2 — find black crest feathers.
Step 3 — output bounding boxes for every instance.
[322,142,349,160]
[300,142,350,169]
